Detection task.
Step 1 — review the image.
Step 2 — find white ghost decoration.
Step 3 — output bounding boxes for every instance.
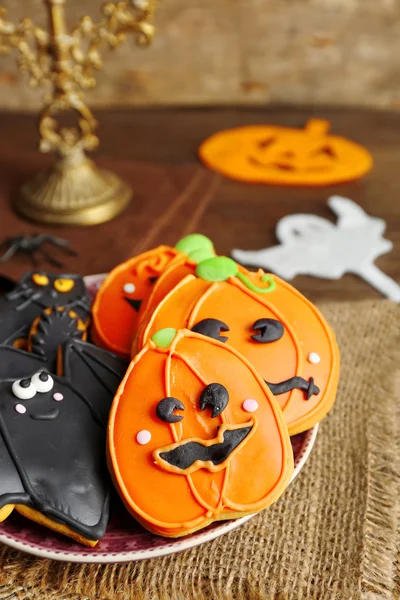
[232,196,400,302]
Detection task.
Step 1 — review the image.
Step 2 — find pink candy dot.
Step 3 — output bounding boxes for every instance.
[53,393,64,402]
[136,430,151,445]
[242,399,259,413]
[15,404,26,414]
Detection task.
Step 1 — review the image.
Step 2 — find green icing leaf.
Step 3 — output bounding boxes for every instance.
[175,234,214,255]
[151,328,177,348]
[187,247,215,264]
[236,272,276,294]
[196,257,238,282]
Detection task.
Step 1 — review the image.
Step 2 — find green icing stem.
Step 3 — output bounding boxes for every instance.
[187,247,215,264]
[196,256,238,282]
[175,234,213,255]
[236,272,276,294]
[151,328,177,348]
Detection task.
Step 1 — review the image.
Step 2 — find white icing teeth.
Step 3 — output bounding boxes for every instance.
[123,283,136,294]
[15,403,27,414]
[136,430,152,445]
[308,352,321,364]
[242,399,259,413]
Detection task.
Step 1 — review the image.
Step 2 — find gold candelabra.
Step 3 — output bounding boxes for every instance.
[0,0,155,226]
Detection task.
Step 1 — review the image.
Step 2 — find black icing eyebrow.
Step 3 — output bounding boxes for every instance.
[192,319,230,343]
[251,318,284,343]
[156,397,184,423]
[199,383,229,418]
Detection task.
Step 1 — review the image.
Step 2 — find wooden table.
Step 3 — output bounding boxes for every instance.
[0,107,398,303]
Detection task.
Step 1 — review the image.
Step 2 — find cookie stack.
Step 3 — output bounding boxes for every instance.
[0,235,340,545]
[97,234,340,538]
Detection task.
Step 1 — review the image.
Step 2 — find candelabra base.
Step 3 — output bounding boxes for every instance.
[14,155,132,226]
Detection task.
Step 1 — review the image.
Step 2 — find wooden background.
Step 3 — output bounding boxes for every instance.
[1,0,400,110]
[0,106,398,304]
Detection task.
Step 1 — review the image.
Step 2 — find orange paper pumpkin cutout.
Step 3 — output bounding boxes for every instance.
[108,327,293,537]
[92,235,215,359]
[199,119,373,186]
[138,258,340,435]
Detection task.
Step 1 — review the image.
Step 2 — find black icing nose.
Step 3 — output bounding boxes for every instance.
[199,383,229,418]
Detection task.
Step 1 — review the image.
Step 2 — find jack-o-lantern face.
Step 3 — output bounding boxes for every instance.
[108,328,293,537]
[199,119,373,186]
[92,235,214,359]
[138,258,340,435]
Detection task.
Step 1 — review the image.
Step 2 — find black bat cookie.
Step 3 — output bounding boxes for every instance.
[0,271,90,346]
[0,339,128,543]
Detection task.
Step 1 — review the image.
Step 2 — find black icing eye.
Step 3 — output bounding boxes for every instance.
[251,318,284,343]
[192,319,230,343]
[156,397,184,423]
[149,276,158,284]
[199,383,229,418]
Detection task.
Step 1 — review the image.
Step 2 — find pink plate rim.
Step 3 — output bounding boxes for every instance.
[0,274,319,564]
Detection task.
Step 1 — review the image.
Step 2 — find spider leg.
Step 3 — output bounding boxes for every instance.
[27,249,39,267]
[0,243,18,264]
[38,247,64,268]
[35,234,78,257]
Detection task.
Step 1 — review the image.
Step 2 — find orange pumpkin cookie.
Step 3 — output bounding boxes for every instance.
[135,239,216,352]
[92,235,214,359]
[108,327,293,537]
[138,257,340,435]
[199,119,373,186]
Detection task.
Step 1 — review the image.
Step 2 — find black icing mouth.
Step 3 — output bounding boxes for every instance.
[29,408,60,421]
[156,423,253,472]
[265,376,319,400]
[124,297,142,312]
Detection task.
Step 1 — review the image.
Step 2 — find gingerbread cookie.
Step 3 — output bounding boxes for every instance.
[108,327,293,537]
[0,338,128,546]
[137,257,340,435]
[0,271,89,348]
[92,234,214,359]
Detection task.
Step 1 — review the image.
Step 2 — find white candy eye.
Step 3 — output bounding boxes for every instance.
[31,372,54,393]
[123,283,136,294]
[12,379,36,400]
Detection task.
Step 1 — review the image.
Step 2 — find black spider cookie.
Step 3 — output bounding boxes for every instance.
[0,271,90,346]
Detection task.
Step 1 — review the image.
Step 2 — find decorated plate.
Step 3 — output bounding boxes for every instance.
[0,275,319,564]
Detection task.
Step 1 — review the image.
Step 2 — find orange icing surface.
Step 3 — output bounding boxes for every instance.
[108,329,293,537]
[91,246,179,359]
[138,272,340,435]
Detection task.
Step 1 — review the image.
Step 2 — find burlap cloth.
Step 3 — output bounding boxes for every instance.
[0,299,399,600]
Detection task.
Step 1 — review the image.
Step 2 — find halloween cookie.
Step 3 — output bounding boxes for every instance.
[92,234,214,359]
[135,238,216,351]
[138,257,340,435]
[28,307,87,372]
[199,119,373,186]
[0,271,90,348]
[0,339,128,546]
[108,327,293,537]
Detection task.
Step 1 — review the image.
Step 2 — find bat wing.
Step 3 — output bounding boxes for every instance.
[0,345,46,379]
[60,339,128,425]
[0,421,28,511]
